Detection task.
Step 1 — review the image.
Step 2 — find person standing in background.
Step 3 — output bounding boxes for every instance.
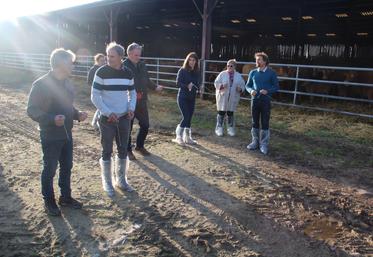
[245,52,279,155]
[214,59,245,137]
[123,43,163,160]
[173,52,201,145]
[87,53,106,130]
[87,53,106,86]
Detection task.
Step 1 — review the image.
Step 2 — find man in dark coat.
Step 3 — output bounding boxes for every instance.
[123,43,163,160]
[27,48,87,216]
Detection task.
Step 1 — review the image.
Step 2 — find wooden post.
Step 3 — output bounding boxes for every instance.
[105,6,120,42]
[198,0,217,98]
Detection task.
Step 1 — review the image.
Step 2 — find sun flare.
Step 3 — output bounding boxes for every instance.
[0,0,102,21]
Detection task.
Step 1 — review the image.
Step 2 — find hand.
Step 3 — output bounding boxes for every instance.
[188,83,193,91]
[260,89,268,95]
[236,87,242,93]
[107,113,118,123]
[155,85,164,92]
[127,111,134,120]
[54,115,65,127]
[78,111,88,122]
[251,90,257,97]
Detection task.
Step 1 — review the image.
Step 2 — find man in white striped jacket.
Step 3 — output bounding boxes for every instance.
[91,42,137,197]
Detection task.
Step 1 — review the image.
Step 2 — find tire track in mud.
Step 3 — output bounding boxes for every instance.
[0,90,326,256]
[74,132,344,256]
[185,139,373,256]
[72,127,344,257]
[0,86,372,256]
[0,97,215,255]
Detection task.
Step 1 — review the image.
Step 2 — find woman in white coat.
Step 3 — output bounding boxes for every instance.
[214,59,245,136]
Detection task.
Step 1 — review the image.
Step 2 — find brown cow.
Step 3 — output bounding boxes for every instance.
[272,66,295,102]
[353,71,373,100]
[299,68,332,104]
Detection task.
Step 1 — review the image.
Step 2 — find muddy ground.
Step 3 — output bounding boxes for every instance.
[0,75,372,257]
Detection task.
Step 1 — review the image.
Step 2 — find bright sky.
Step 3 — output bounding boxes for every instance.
[0,0,103,21]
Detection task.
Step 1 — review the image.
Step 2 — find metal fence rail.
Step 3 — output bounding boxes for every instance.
[0,52,372,118]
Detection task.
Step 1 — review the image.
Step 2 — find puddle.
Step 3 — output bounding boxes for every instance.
[304,217,344,243]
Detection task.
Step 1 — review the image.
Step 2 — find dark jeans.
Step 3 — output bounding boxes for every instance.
[251,96,271,130]
[41,137,73,200]
[128,99,149,151]
[177,96,195,128]
[218,111,233,117]
[99,115,130,161]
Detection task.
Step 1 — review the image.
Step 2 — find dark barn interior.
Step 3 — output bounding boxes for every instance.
[1,0,373,66]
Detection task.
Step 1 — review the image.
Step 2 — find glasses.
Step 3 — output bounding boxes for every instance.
[227,65,234,68]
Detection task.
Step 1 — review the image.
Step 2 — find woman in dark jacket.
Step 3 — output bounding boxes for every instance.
[173,52,201,145]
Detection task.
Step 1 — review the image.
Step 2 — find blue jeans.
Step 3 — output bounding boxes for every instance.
[177,96,195,128]
[251,96,271,130]
[41,137,73,200]
[128,99,149,150]
[99,115,130,161]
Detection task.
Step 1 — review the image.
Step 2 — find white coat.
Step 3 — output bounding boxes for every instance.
[214,70,245,111]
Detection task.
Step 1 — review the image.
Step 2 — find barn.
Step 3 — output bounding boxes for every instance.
[1,0,373,66]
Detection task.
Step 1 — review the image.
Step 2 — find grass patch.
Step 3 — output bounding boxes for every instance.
[304,129,339,139]
[1,69,372,172]
[272,140,304,153]
[272,121,289,131]
[311,147,340,158]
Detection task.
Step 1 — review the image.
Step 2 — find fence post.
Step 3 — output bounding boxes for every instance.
[293,66,300,105]
[200,59,206,99]
[86,55,89,77]
[156,58,159,86]
[44,54,49,72]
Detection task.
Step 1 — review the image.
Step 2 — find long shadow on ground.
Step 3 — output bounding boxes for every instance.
[141,154,344,257]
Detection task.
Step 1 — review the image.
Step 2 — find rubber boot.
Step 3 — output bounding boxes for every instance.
[172,124,185,145]
[260,129,270,155]
[247,128,259,150]
[183,128,197,145]
[100,158,115,197]
[215,114,224,137]
[114,156,134,192]
[227,114,235,136]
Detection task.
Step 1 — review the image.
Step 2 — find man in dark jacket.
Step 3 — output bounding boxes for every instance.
[123,43,163,160]
[87,53,105,130]
[87,53,106,86]
[27,48,87,216]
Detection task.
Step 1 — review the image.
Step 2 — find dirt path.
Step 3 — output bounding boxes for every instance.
[0,84,372,257]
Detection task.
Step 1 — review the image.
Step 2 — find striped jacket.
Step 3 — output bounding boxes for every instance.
[91,64,137,117]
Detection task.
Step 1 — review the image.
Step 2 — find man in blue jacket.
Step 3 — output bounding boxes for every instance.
[27,48,87,216]
[245,52,279,154]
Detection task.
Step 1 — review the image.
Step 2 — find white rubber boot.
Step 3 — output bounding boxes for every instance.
[227,115,236,136]
[172,124,185,145]
[215,114,224,137]
[259,129,270,155]
[114,156,134,192]
[247,128,259,150]
[183,128,197,145]
[99,158,115,197]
